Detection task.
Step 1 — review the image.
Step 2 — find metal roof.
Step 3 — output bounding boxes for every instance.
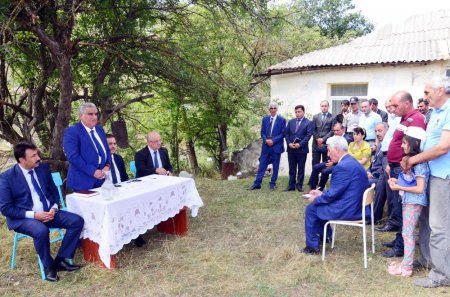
[267,9,450,75]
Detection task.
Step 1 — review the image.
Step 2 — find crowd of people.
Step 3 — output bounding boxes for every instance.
[250,76,449,288]
[0,76,448,287]
[0,102,172,282]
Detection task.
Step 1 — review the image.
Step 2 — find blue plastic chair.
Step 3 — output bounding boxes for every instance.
[11,172,71,280]
[130,160,136,178]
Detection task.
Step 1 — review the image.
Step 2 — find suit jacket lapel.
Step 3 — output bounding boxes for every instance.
[78,122,97,152]
[14,164,33,203]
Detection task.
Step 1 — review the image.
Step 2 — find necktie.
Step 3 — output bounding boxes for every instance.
[110,155,118,184]
[154,151,160,168]
[269,117,274,136]
[90,129,106,166]
[322,113,326,121]
[28,170,49,212]
[295,119,301,132]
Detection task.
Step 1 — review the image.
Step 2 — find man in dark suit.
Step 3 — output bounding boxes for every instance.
[249,102,286,190]
[133,131,172,247]
[369,98,389,123]
[312,101,334,166]
[106,134,129,184]
[284,105,313,192]
[63,102,112,191]
[367,122,388,224]
[0,142,84,282]
[301,136,369,254]
[135,131,173,178]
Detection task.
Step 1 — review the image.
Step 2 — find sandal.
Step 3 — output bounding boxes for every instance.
[388,262,412,277]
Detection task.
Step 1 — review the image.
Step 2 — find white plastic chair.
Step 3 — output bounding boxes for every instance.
[322,183,376,268]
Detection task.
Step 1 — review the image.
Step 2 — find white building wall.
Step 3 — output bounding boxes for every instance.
[270,61,448,178]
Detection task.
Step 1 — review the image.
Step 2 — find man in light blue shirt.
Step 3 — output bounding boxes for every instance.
[359,100,382,146]
[403,77,450,288]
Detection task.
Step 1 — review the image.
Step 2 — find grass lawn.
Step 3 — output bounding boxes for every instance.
[0,176,447,296]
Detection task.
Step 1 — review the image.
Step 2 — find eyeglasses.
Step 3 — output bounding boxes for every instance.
[269,107,277,110]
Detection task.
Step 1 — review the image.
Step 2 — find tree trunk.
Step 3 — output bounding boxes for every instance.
[186,139,199,175]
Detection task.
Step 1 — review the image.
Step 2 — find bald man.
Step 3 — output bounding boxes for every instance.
[135,131,173,178]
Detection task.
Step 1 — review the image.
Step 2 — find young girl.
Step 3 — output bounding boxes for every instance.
[387,126,429,277]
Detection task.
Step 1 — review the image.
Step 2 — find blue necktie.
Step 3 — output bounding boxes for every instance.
[154,151,160,168]
[110,155,118,184]
[28,170,49,212]
[90,129,106,167]
[295,119,301,132]
[269,117,274,136]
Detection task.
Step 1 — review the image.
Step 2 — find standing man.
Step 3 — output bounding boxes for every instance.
[249,102,286,190]
[135,131,173,177]
[301,136,368,254]
[381,91,426,258]
[333,100,350,129]
[284,105,313,192]
[312,101,334,166]
[369,98,388,122]
[106,134,129,184]
[63,102,111,191]
[0,142,84,282]
[417,98,433,124]
[345,97,363,142]
[359,100,382,147]
[367,122,388,224]
[402,77,450,288]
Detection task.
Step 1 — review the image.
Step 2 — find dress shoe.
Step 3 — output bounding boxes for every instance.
[248,185,261,190]
[382,240,396,248]
[381,248,404,258]
[269,185,276,191]
[375,223,399,232]
[296,186,303,192]
[414,277,450,288]
[319,236,332,245]
[300,246,320,255]
[413,259,431,269]
[54,259,81,272]
[134,235,146,247]
[44,267,59,282]
[283,188,295,192]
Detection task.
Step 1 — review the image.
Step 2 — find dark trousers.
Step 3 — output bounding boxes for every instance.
[370,171,388,223]
[312,148,327,166]
[308,162,333,190]
[287,153,307,189]
[253,149,281,187]
[386,165,403,251]
[15,210,84,268]
[305,204,332,248]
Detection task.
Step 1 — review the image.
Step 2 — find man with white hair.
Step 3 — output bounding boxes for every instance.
[249,102,286,190]
[301,136,369,254]
[402,76,450,288]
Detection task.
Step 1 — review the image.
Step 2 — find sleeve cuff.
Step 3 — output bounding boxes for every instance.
[25,211,35,219]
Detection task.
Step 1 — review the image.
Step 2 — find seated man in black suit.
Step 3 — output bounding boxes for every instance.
[133,131,173,246]
[0,142,84,282]
[106,134,129,184]
[135,131,173,177]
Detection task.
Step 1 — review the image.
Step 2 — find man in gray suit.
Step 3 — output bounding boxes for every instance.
[312,100,334,166]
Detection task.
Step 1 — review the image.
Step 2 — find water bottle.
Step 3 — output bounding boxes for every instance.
[102,171,115,200]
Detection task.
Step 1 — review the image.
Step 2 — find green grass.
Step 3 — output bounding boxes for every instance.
[0,177,447,296]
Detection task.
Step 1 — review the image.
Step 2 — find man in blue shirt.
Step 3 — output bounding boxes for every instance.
[403,77,450,288]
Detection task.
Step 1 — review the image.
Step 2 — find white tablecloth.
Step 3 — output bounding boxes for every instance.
[66,175,204,268]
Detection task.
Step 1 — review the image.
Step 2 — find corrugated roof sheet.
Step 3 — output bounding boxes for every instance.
[267,9,450,75]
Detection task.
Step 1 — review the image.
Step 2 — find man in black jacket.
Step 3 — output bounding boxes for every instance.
[106,134,129,184]
[312,101,334,166]
[135,131,173,177]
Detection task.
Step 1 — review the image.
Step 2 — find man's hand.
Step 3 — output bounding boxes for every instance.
[288,143,295,149]
[385,164,391,177]
[316,138,324,146]
[307,189,322,204]
[155,168,168,175]
[266,139,274,146]
[388,178,399,191]
[367,172,373,179]
[400,156,411,172]
[325,161,333,168]
[93,169,105,179]
[34,211,55,223]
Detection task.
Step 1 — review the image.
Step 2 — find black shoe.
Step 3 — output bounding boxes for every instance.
[375,223,399,232]
[413,259,430,269]
[296,186,303,192]
[44,267,59,282]
[283,188,295,192]
[300,246,320,255]
[134,235,146,247]
[269,185,276,191]
[248,185,261,190]
[382,240,396,248]
[319,235,332,245]
[54,259,81,272]
[381,248,404,258]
